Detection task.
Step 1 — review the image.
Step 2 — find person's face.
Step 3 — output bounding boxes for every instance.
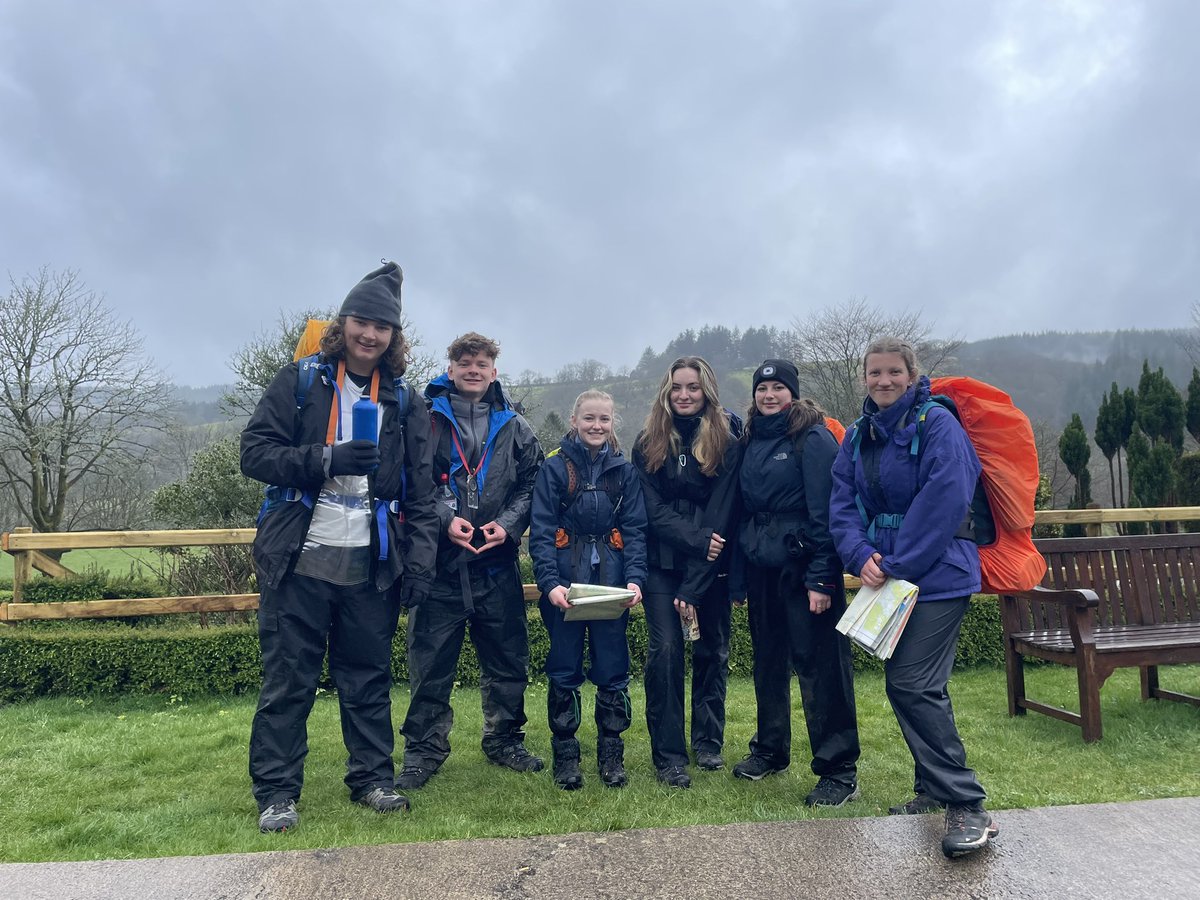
[864,351,914,410]
[342,316,393,375]
[754,380,793,416]
[668,367,706,417]
[448,352,497,402]
[571,398,614,451]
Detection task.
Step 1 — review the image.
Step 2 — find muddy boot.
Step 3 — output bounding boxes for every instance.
[598,736,627,788]
[552,737,583,790]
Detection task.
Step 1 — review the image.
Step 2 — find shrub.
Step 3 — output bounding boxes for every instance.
[0,596,1006,702]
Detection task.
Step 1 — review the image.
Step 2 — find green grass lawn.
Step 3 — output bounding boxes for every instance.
[1,546,162,583]
[1,665,1197,863]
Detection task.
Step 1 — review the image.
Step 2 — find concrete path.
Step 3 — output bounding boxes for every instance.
[3,797,1198,899]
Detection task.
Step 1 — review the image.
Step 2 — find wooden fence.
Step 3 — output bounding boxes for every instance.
[4,507,1200,625]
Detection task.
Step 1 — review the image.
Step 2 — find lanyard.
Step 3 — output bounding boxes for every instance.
[447,423,488,510]
[324,360,380,445]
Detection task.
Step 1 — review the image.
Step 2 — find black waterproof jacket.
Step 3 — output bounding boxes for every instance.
[738,415,842,594]
[631,413,743,606]
[241,355,440,592]
[425,374,543,570]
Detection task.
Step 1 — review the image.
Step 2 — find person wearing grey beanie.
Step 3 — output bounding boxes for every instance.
[338,261,403,329]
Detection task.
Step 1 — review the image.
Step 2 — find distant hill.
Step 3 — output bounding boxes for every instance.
[510,327,1196,448]
[162,329,1197,445]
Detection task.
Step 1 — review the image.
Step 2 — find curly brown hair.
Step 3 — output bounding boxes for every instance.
[447,331,500,362]
[319,318,410,375]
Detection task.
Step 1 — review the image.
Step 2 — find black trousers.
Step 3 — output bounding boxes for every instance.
[249,573,401,810]
[643,568,732,770]
[401,561,531,768]
[745,565,859,783]
[885,596,987,805]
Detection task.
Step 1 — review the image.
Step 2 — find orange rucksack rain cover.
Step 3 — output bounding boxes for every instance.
[824,416,847,445]
[293,319,330,362]
[928,376,1046,593]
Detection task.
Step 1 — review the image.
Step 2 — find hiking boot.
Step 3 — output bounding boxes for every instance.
[889,793,945,815]
[488,743,545,773]
[804,777,860,808]
[552,738,584,791]
[695,751,725,771]
[396,764,436,791]
[598,737,627,788]
[357,786,410,813]
[258,799,298,833]
[942,804,999,858]
[732,754,787,781]
[656,765,691,789]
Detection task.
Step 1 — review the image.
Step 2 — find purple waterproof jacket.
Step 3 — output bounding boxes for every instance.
[828,376,982,602]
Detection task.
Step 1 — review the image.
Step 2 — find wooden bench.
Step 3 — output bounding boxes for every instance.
[1000,532,1200,742]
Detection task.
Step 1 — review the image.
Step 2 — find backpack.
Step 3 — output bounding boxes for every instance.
[548,449,624,516]
[256,350,414,525]
[850,376,1045,594]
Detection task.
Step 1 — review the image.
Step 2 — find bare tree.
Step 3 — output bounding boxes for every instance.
[783,297,962,423]
[1180,299,1200,368]
[222,309,437,417]
[0,267,174,534]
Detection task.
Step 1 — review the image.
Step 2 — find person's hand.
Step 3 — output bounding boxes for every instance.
[808,589,832,615]
[623,583,643,608]
[477,521,508,552]
[730,594,747,608]
[860,552,886,589]
[401,577,430,610]
[549,585,571,610]
[448,516,476,551]
[674,598,694,618]
[707,532,726,562]
[329,439,379,476]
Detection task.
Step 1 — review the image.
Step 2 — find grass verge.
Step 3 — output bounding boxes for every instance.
[1,666,1197,862]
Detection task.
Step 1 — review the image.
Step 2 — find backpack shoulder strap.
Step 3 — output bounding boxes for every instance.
[558,455,581,512]
[294,353,324,410]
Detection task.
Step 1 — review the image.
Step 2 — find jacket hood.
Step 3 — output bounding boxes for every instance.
[425,371,514,412]
[860,375,931,446]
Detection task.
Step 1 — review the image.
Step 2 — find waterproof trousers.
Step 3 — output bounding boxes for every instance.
[401,561,531,768]
[643,568,732,770]
[539,597,632,738]
[885,596,987,805]
[249,573,401,810]
[745,565,859,783]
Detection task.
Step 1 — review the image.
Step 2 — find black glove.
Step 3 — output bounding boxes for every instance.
[400,577,431,610]
[329,439,379,476]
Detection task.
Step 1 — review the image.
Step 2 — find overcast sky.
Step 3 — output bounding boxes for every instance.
[2,1,1196,387]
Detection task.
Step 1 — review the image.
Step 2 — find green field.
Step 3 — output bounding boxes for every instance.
[0,547,162,583]
[0,666,1197,862]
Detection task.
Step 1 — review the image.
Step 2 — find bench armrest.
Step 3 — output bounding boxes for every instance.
[1004,585,1099,610]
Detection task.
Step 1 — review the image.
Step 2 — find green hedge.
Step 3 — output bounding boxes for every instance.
[0,597,1005,702]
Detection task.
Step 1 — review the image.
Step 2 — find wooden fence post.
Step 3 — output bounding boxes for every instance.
[9,526,33,604]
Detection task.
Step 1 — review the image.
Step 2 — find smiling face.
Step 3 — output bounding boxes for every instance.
[864,351,915,410]
[342,316,394,375]
[754,379,793,416]
[571,397,615,451]
[668,366,706,417]
[448,351,498,402]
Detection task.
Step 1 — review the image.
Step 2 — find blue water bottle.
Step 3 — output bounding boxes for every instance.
[352,396,378,444]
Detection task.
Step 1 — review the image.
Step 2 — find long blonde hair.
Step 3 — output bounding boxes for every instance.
[569,389,621,452]
[636,356,729,476]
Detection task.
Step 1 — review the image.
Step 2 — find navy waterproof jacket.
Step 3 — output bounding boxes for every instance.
[528,436,648,595]
[828,376,982,602]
